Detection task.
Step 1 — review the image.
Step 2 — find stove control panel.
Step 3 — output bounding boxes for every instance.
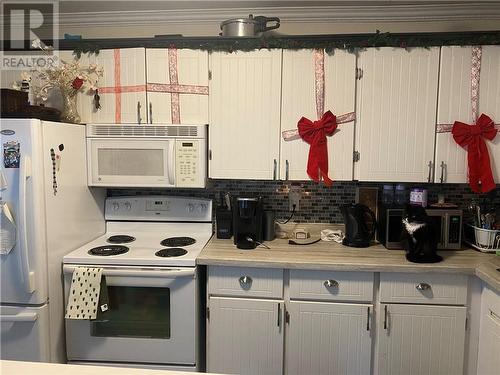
[105,196,212,222]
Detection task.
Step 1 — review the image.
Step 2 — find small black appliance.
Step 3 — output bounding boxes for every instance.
[341,204,376,248]
[233,196,263,249]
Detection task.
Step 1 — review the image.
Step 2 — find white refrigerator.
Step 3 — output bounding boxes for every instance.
[0,119,105,362]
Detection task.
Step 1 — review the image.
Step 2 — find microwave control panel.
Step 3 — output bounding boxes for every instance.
[175,139,205,187]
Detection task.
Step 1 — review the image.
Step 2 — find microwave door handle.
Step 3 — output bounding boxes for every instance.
[167,141,175,186]
[18,155,35,294]
[441,215,448,249]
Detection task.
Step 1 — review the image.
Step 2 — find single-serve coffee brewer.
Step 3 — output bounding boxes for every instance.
[233,196,263,249]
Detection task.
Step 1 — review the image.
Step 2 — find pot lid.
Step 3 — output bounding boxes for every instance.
[220,14,259,28]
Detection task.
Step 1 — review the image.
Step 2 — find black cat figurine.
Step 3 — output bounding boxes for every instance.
[402,204,443,263]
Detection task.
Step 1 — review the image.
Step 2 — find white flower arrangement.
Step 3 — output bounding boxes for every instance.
[13,39,103,102]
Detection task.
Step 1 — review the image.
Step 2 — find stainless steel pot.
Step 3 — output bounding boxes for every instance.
[220,14,280,37]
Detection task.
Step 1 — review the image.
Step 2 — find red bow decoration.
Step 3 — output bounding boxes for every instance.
[452,113,497,193]
[298,111,338,186]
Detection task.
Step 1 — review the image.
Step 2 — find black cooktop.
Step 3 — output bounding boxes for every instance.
[88,245,129,256]
[155,248,188,257]
[160,237,196,247]
[107,235,136,244]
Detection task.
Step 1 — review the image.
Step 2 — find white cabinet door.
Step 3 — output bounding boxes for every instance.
[354,47,440,182]
[146,48,208,124]
[435,46,472,183]
[280,50,356,181]
[378,303,466,375]
[436,45,500,183]
[208,50,282,179]
[480,46,500,183]
[89,48,147,124]
[286,301,372,375]
[207,297,284,375]
[477,285,500,375]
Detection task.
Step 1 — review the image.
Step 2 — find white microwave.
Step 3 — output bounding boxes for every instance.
[86,124,207,188]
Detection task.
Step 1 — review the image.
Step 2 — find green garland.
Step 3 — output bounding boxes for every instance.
[70,30,500,58]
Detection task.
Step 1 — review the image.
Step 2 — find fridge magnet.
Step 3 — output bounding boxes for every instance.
[0,202,17,255]
[3,141,20,168]
[50,148,58,195]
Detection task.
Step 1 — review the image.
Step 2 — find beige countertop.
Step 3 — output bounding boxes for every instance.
[0,360,222,375]
[197,235,500,292]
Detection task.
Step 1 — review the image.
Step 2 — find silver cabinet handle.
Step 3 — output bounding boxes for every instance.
[239,276,252,285]
[366,306,370,331]
[273,159,277,180]
[383,305,388,330]
[149,102,153,124]
[324,279,339,288]
[440,161,445,183]
[285,160,289,180]
[416,282,431,291]
[137,101,142,124]
[427,161,433,182]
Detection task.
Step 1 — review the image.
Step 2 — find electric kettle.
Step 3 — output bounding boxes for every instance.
[341,204,376,248]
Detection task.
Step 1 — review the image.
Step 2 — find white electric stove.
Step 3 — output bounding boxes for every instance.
[64,196,212,267]
[62,196,212,371]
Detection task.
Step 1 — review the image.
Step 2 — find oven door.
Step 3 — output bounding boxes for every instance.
[63,265,197,365]
[87,138,175,187]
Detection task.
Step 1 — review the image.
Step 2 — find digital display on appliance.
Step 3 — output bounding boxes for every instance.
[182,142,193,147]
[146,200,170,211]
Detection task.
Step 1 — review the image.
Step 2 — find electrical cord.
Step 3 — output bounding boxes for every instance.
[244,237,271,249]
[276,204,296,224]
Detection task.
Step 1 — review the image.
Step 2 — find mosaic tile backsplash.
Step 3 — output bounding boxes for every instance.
[109,180,499,223]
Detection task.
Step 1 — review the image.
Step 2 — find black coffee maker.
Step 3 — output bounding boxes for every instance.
[341,204,376,247]
[233,197,263,249]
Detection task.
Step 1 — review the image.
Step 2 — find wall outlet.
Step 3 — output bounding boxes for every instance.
[289,186,302,211]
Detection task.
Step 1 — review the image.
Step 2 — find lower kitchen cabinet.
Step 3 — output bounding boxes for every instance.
[207,296,284,375]
[477,285,500,375]
[286,301,372,375]
[377,303,467,375]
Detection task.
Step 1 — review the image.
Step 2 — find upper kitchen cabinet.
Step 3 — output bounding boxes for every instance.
[88,48,147,124]
[280,50,356,181]
[354,47,440,182]
[146,49,209,124]
[208,50,282,179]
[436,46,500,183]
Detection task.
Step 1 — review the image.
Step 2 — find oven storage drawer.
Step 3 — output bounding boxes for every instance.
[380,273,468,305]
[289,270,374,302]
[208,266,283,298]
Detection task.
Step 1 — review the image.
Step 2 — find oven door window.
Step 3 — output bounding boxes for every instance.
[91,286,170,339]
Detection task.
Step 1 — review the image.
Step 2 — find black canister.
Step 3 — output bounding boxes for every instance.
[262,210,275,241]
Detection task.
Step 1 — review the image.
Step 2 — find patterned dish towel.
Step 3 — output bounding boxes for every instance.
[65,267,109,320]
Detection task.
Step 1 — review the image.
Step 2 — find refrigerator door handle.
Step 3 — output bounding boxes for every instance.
[0,312,38,322]
[167,141,175,186]
[18,155,36,294]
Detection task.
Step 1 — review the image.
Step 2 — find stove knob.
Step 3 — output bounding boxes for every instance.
[124,202,131,211]
[196,204,203,213]
[187,204,195,213]
[112,202,120,211]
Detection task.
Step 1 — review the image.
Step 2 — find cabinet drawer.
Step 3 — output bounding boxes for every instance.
[380,273,468,305]
[289,270,374,302]
[208,266,283,298]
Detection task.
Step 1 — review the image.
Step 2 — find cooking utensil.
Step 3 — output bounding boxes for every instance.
[220,14,280,37]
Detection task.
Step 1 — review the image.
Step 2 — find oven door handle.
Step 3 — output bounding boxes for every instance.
[63,266,195,278]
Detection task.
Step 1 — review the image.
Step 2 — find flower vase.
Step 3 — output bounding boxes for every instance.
[60,87,80,124]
